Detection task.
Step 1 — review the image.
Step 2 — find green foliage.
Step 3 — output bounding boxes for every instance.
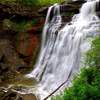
[52,36,100,100]
[17,0,38,6]
[86,36,100,67]
[17,0,64,6]
[52,67,100,100]
[15,21,32,32]
[37,0,64,6]
[2,18,38,32]
[18,0,64,6]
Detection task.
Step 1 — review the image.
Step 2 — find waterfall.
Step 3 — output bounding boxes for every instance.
[26,0,100,99]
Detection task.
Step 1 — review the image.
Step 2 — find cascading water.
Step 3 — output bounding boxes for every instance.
[26,0,100,99]
[30,4,62,81]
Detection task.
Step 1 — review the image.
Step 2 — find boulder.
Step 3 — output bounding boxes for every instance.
[22,94,37,100]
[0,88,37,100]
[0,39,29,84]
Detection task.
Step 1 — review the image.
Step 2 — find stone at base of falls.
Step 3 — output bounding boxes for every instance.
[22,94,37,100]
[0,88,37,100]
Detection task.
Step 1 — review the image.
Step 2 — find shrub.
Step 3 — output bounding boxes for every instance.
[86,36,100,67]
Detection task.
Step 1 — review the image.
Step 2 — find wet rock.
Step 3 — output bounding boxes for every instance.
[0,89,37,100]
[16,32,40,64]
[0,3,39,19]
[0,63,8,71]
[0,39,28,84]
[0,40,26,69]
[22,94,37,100]
[0,17,42,85]
[0,50,3,61]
